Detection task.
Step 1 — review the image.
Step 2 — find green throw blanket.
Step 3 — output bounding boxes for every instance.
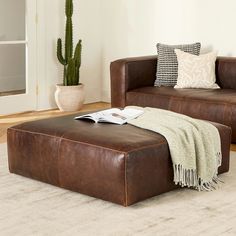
[127,106,222,190]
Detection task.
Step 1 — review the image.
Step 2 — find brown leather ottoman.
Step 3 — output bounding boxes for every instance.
[7,114,231,206]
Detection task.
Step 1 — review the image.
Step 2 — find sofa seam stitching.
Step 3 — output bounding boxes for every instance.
[124,153,128,207]
[8,127,128,154]
[56,136,63,186]
[9,128,165,154]
[128,90,235,106]
[126,142,167,153]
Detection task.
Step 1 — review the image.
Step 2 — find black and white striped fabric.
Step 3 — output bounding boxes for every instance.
[154,43,201,87]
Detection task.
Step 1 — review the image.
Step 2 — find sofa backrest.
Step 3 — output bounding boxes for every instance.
[216,57,236,89]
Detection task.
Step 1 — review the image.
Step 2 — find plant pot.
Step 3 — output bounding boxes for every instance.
[55,84,85,111]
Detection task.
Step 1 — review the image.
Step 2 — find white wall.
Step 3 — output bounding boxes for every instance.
[37,0,236,107]
[37,0,102,110]
[100,0,236,102]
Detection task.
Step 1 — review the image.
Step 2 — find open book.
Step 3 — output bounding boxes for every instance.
[74,107,144,125]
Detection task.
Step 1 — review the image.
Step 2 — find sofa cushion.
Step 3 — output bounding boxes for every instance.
[175,50,219,89]
[126,86,236,141]
[154,43,201,87]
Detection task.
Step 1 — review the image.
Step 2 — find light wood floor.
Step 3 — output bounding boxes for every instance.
[0,102,110,144]
[1,102,235,151]
[231,144,236,152]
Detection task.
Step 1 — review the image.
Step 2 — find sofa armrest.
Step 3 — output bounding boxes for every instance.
[110,56,157,107]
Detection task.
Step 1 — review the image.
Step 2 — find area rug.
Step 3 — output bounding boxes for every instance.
[1,143,236,236]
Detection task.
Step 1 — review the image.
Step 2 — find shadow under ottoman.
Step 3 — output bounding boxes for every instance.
[7,114,231,206]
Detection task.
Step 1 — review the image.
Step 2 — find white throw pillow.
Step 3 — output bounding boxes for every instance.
[174,49,220,89]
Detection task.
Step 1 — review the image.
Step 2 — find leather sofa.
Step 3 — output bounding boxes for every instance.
[110,56,236,142]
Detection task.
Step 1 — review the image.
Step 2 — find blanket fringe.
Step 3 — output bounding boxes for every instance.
[173,152,222,191]
[173,165,222,191]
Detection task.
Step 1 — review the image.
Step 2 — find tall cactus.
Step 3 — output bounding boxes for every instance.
[57,0,82,86]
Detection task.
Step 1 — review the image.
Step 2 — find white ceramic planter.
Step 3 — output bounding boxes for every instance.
[55,84,85,111]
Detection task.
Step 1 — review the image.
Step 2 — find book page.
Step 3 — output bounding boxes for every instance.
[75,108,144,125]
[75,111,102,123]
[122,108,144,118]
[98,108,144,124]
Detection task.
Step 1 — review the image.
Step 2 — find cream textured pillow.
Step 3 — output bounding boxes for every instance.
[174,49,220,89]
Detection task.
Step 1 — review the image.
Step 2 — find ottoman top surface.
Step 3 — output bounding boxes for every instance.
[9,113,167,153]
[9,112,230,153]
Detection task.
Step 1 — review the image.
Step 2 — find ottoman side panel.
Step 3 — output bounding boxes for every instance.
[125,124,231,206]
[126,142,177,206]
[215,123,231,174]
[7,128,60,185]
[58,139,126,206]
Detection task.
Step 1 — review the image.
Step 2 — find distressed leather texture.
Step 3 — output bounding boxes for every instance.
[110,56,236,142]
[8,114,231,206]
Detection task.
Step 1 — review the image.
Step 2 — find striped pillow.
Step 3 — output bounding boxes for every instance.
[154,43,201,87]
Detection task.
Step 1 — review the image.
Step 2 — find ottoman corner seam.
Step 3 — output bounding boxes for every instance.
[124,152,129,207]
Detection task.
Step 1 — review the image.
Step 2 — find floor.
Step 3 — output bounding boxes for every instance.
[0,102,110,143]
[1,143,236,235]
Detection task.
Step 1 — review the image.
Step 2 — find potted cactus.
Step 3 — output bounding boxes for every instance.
[55,0,85,111]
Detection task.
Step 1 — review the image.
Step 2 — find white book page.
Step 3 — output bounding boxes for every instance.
[121,108,144,119]
[75,108,144,124]
[75,111,102,123]
[96,109,124,124]
[98,108,144,124]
